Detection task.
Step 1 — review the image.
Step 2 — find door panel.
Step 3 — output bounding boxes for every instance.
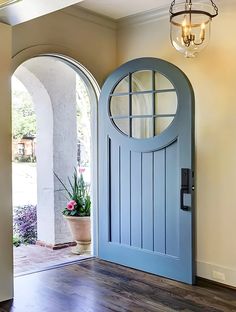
[142,152,154,251]
[154,149,166,254]
[165,141,179,257]
[98,57,195,284]
[109,140,120,244]
[130,151,142,248]
[120,147,131,246]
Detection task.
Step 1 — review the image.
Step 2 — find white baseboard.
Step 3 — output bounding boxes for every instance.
[197,261,236,288]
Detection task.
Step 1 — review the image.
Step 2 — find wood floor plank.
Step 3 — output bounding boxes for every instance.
[91,260,236,311]
[0,259,235,312]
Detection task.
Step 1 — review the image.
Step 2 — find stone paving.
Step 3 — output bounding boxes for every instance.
[14,244,91,276]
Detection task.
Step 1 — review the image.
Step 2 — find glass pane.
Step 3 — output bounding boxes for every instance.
[110,95,129,117]
[132,93,153,116]
[113,118,129,136]
[132,118,153,139]
[155,92,177,115]
[155,117,174,135]
[155,72,175,90]
[132,70,152,92]
[113,76,129,94]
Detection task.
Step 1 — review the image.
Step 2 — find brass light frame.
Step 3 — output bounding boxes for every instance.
[170,0,218,20]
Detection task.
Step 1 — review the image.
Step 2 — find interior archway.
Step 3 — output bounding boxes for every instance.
[12,54,100,274]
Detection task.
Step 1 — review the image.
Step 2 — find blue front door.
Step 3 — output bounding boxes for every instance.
[98,57,195,284]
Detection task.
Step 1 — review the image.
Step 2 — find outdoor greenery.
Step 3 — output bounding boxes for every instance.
[12,84,36,139]
[13,205,37,246]
[13,235,21,247]
[54,169,91,217]
[14,155,36,163]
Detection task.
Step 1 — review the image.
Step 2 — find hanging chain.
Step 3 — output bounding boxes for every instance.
[210,0,219,16]
[169,0,175,14]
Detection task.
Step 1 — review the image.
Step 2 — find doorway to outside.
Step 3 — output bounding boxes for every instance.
[12,55,99,276]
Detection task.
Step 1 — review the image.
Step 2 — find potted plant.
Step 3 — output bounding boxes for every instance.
[54,169,91,254]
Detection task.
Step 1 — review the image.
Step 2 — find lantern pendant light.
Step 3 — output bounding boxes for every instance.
[169,0,218,58]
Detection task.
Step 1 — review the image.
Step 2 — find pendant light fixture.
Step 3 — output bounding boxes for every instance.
[169,0,218,57]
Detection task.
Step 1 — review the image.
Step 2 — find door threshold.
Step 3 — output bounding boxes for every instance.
[14,255,94,278]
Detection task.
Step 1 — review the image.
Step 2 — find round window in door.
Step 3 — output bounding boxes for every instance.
[109,70,178,139]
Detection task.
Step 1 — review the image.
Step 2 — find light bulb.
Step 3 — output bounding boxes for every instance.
[200,23,206,41]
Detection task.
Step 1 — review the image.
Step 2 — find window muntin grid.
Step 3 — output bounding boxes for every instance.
[109,70,177,138]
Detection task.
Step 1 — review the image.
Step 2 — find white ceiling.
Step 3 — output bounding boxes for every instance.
[0,0,225,26]
[0,0,83,26]
[78,0,170,20]
[78,0,225,20]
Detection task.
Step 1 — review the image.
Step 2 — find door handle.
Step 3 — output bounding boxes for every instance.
[180,168,192,211]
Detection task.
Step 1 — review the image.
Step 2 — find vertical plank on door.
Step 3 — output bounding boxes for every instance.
[110,141,120,243]
[142,152,154,251]
[120,148,131,245]
[166,141,179,257]
[153,149,166,254]
[130,151,142,248]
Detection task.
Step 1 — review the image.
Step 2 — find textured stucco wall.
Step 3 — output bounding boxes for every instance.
[17,57,78,245]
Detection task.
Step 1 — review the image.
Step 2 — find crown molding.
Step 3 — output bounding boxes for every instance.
[59,1,234,31]
[61,5,117,31]
[117,1,236,29]
[118,5,169,29]
[60,4,169,31]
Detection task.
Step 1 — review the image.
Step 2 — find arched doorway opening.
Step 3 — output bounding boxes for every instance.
[12,55,99,274]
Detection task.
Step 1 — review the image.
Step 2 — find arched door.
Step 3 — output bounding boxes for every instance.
[98,57,195,284]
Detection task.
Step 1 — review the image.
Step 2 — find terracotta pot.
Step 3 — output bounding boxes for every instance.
[64,216,91,255]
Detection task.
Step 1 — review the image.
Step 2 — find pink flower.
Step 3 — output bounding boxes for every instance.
[79,167,85,173]
[66,200,77,211]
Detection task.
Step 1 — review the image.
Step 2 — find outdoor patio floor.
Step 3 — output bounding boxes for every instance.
[14,244,92,276]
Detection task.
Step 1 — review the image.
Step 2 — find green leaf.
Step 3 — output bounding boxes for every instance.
[56,168,91,216]
[54,172,73,199]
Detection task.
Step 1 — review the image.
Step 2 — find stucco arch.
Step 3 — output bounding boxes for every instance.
[12,49,100,252]
[12,44,100,89]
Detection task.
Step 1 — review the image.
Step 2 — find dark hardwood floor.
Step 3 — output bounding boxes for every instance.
[0,258,236,312]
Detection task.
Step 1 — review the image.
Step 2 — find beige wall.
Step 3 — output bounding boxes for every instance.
[118,5,236,286]
[0,23,13,302]
[12,7,117,85]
